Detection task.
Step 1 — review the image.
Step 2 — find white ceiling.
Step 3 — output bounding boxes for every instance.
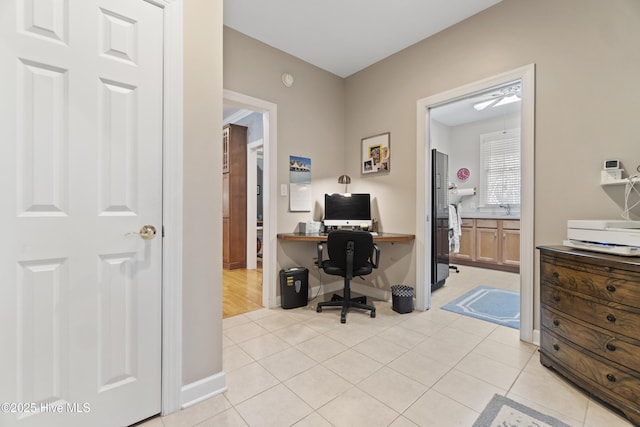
[223,0,518,126]
[223,0,503,78]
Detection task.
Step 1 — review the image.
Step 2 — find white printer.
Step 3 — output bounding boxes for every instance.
[564,219,640,256]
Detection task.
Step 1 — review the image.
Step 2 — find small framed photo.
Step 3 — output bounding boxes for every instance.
[362,132,390,174]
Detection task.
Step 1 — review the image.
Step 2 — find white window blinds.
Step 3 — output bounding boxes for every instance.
[479,129,521,206]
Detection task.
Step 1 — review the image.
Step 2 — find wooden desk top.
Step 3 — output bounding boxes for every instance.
[277,232,415,243]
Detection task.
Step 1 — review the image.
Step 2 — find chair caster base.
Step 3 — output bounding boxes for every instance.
[316,294,376,323]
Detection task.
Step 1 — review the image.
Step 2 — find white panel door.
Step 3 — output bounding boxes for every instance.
[0,1,163,426]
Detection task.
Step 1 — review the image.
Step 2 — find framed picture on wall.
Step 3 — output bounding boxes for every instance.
[362,132,390,174]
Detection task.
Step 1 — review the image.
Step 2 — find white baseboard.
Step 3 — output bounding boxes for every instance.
[181,372,227,408]
[351,281,389,302]
[532,328,540,347]
[277,282,343,308]
[301,281,390,307]
[310,282,342,299]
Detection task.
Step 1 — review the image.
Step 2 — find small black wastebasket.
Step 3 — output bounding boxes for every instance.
[279,267,309,309]
[391,285,414,314]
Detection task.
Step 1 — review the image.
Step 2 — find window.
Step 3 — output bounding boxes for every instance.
[479,129,520,206]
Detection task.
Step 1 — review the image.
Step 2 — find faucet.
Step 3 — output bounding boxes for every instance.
[499,204,511,216]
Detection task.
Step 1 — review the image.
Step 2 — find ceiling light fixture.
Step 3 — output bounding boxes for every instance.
[473,98,499,111]
[473,84,521,111]
[494,94,520,108]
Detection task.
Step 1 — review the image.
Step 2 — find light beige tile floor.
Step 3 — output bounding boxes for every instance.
[143,266,634,427]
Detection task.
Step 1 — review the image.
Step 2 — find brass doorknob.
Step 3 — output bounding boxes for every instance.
[139,225,157,240]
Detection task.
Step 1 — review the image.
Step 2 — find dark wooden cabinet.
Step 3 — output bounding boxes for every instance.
[222,124,247,270]
[538,246,640,426]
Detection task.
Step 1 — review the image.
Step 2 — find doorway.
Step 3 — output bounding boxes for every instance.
[415,64,536,343]
[222,90,278,316]
[222,110,264,317]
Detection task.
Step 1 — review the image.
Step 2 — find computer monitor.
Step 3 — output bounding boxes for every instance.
[324,193,372,227]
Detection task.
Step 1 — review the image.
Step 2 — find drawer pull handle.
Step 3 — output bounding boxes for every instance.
[606,343,617,352]
[606,314,617,323]
[606,373,616,383]
[552,343,560,351]
[553,319,560,327]
[604,267,612,273]
[553,295,560,302]
[552,271,559,279]
[606,285,616,293]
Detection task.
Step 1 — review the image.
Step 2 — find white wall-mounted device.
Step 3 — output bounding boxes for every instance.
[603,159,620,170]
[601,159,624,184]
[281,73,294,88]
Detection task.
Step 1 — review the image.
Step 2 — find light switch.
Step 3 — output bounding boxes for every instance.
[280,184,288,197]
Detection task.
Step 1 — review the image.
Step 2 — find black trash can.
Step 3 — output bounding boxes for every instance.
[279,267,309,309]
[391,285,414,314]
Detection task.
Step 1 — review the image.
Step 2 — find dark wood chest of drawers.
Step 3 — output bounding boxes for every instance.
[538,246,640,425]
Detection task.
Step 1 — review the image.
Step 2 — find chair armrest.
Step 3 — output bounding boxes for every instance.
[317,242,324,269]
[371,243,380,269]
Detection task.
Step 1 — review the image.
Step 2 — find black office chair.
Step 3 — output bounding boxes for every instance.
[316,230,380,323]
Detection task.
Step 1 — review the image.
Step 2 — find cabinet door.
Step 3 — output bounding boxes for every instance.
[455,226,475,260]
[502,228,520,266]
[476,227,499,263]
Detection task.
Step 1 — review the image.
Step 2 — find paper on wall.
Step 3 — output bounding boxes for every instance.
[289,183,312,212]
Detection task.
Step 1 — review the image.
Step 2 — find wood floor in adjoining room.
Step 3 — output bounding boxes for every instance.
[223,266,263,318]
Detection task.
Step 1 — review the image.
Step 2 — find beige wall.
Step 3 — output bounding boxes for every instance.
[345,0,640,246]
[183,0,223,385]
[223,28,348,289]
[344,0,640,326]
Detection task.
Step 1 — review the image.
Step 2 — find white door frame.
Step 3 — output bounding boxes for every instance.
[415,64,536,343]
[247,139,264,270]
[224,90,278,309]
[153,0,184,415]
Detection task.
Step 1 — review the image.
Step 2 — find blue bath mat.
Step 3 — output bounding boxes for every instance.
[441,285,520,329]
[474,394,570,427]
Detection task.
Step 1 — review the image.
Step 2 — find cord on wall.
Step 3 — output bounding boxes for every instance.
[310,269,324,301]
[622,174,640,220]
